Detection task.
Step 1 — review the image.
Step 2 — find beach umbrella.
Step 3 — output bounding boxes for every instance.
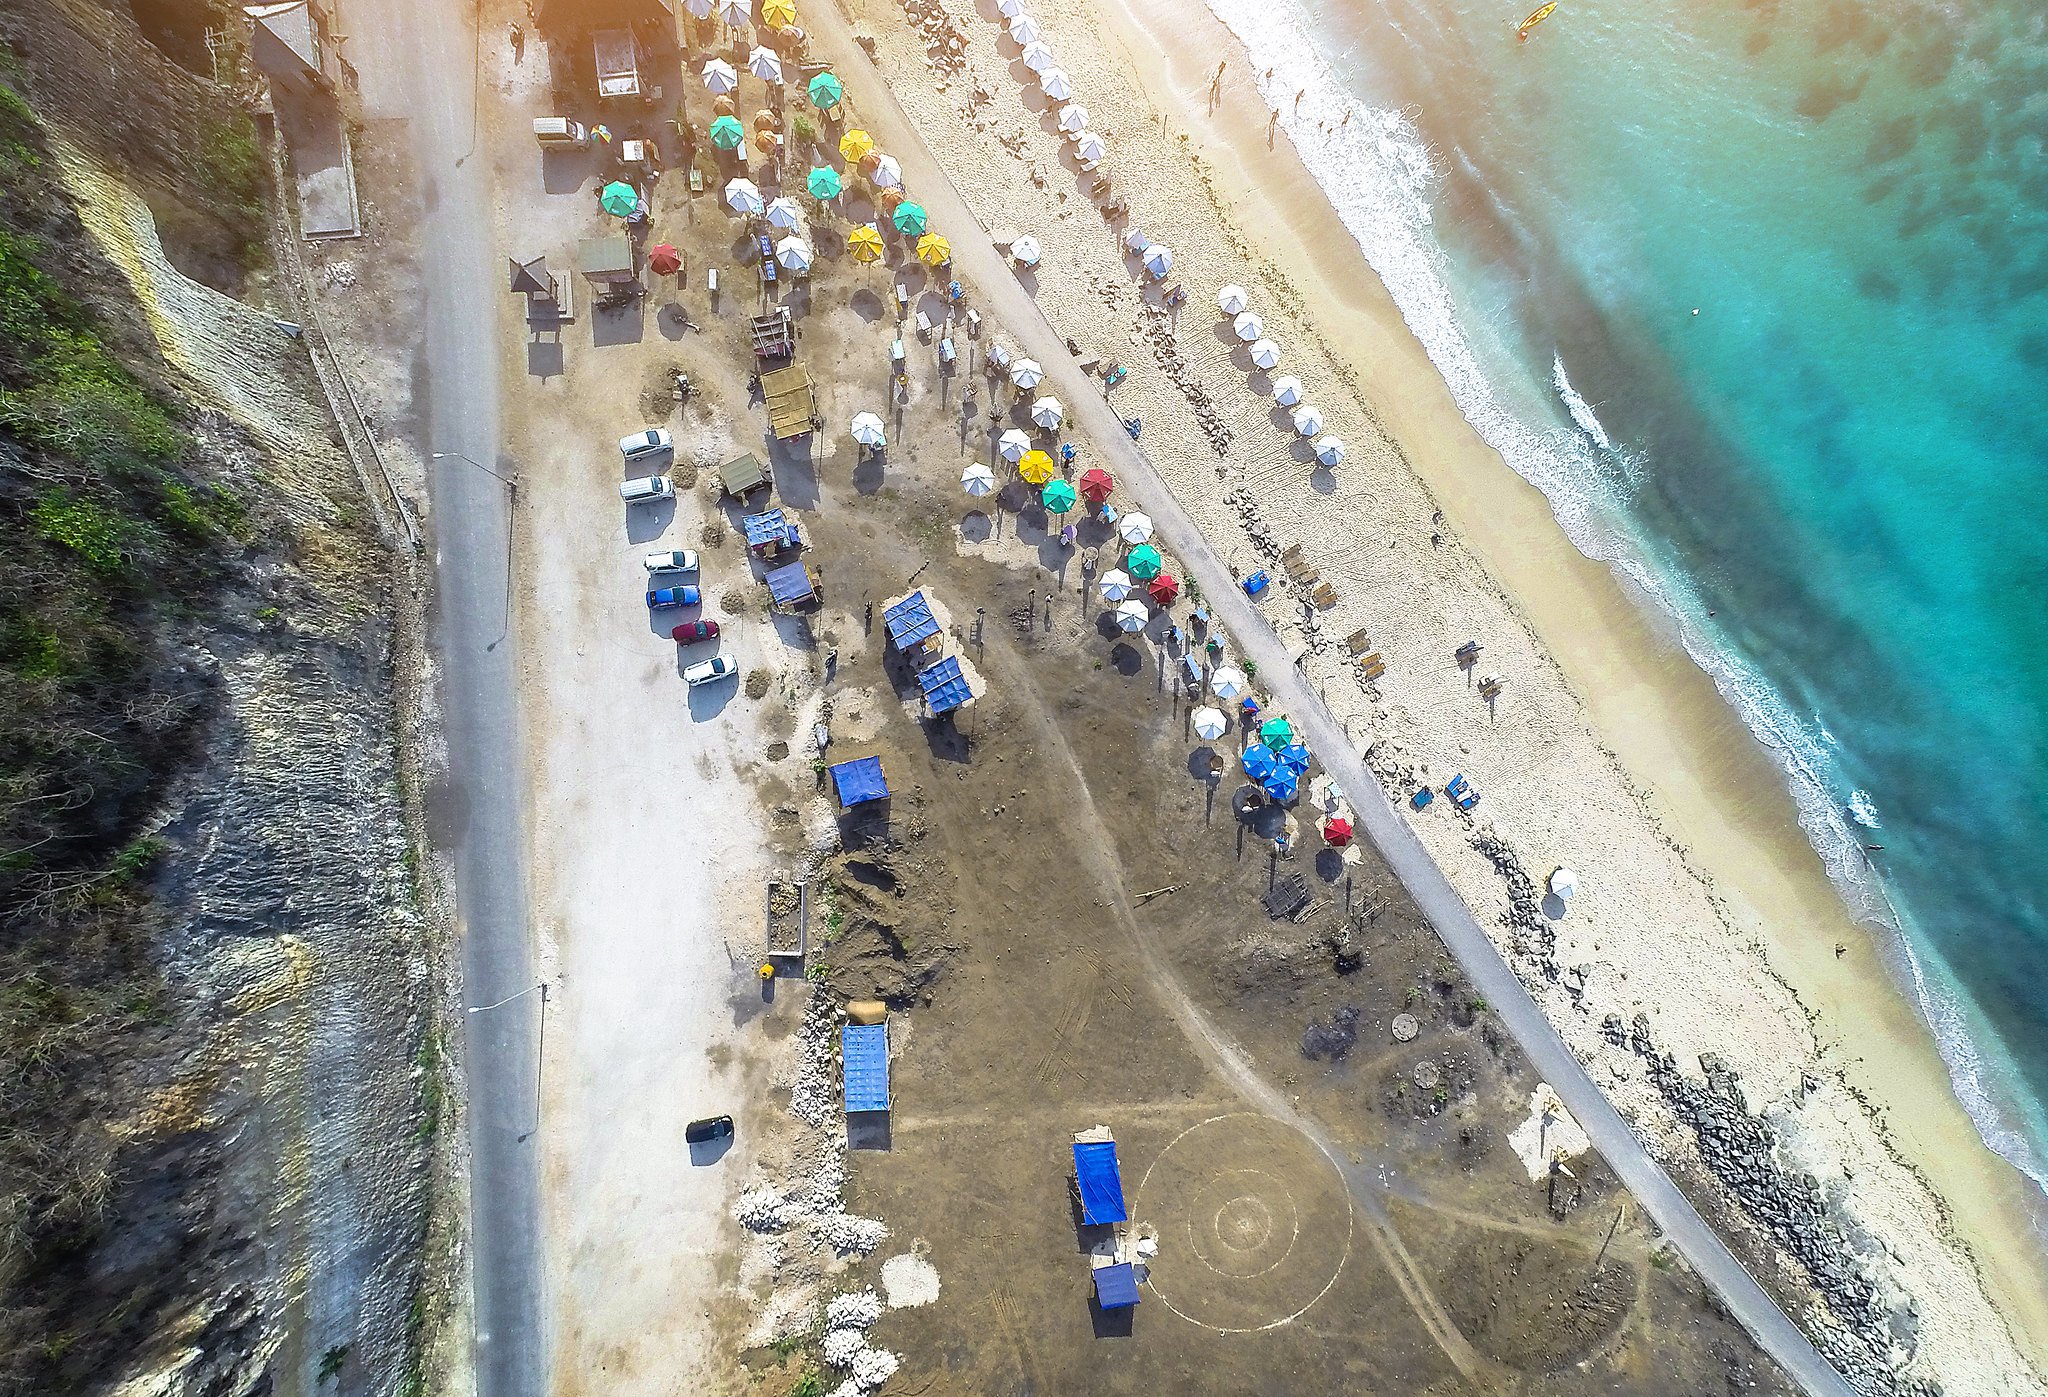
[1115,598,1150,633]
[762,0,798,25]
[508,253,551,294]
[1057,103,1089,136]
[1142,243,1174,278]
[1125,543,1163,580]
[646,244,680,277]
[807,71,843,108]
[702,58,740,93]
[1210,665,1247,700]
[685,0,714,15]
[998,0,1026,13]
[1315,435,1346,467]
[1031,395,1064,430]
[1272,375,1304,407]
[1018,449,1057,484]
[917,233,952,266]
[871,154,903,189]
[766,196,803,229]
[1098,568,1134,602]
[1323,817,1353,847]
[1249,338,1282,370]
[1041,478,1078,514]
[749,45,784,81]
[714,0,748,21]
[840,128,876,162]
[752,107,780,131]
[893,201,929,236]
[997,427,1032,462]
[753,129,782,157]
[850,411,887,448]
[1217,284,1250,315]
[807,165,843,199]
[1037,67,1073,100]
[712,96,737,116]
[1233,310,1264,342]
[847,224,885,262]
[709,114,745,149]
[600,181,640,218]
[1242,744,1278,781]
[1125,228,1152,253]
[1074,131,1107,167]
[1549,867,1580,902]
[725,177,764,214]
[1020,39,1056,71]
[775,236,813,272]
[1291,404,1324,436]
[1010,358,1045,390]
[1260,716,1293,749]
[1117,511,1154,544]
[1147,573,1179,605]
[1007,12,1041,43]
[1011,234,1042,267]
[878,188,904,213]
[1277,741,1313,774]
[1077,467,1114,503]
[1263,771,1300,803]
[961,462,997,496]
[1192,706,1228,741]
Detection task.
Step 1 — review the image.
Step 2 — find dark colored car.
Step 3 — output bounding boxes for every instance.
[685,1115,734,1145]
[672,619,721,644]
[647,585,701,609]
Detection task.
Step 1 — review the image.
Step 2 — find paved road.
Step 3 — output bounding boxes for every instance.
[347,2,546,1393]
[812,7,1855,1394]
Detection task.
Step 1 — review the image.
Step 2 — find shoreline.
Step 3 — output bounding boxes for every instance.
[1099,0,2048,1362]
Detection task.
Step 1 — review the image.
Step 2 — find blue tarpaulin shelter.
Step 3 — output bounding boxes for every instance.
[1073,1140,1128,1224]
[917,655,973,714]
[743,508,801,551]
[766,560,815,607]
[829,757,889,808]
[882,591,942,651]
[842,1023,890,1112]
[1241,745,1278,781]
[1092,1262,1140,1309]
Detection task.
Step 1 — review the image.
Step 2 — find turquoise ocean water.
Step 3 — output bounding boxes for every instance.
[1202,0,2048,1194]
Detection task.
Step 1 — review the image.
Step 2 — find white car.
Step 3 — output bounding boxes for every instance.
[620,427,673,462]
[642,549,700,574]
[619,475,673,504]
[683,655,739,686]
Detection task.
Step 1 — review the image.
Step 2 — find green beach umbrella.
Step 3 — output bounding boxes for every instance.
[807,71,844,108]
[1259,716,1294,751]
[1041,478,1078,514]
[1125,543,1163,581]
[709,115,745,150]
[600,181,639,217]
[891,200,928,236]
[806,165,843,200]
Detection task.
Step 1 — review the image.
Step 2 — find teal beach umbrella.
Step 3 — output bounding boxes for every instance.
[1125,543,1163,580]
[806,165,843,199]
[1041,479,1077,514]
[891,201,928,236]
[807,71,844,108]
[600,181,639,217]
[709,114,745,150]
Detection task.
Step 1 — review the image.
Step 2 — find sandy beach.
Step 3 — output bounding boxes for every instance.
[836,0,2048,1385]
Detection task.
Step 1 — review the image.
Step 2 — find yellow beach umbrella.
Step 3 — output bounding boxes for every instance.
[762,0,798,25]
[839,128,875,163]
[916,232,952,266]
[1018,449,1056,484]
[847,224,885,263]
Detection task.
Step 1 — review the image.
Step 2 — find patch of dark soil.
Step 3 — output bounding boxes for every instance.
[1300,1004,1360,1061]
[1437,1232,1635,1373]
[821,833,959,1007]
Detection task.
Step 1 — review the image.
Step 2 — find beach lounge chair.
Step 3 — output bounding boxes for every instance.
[1345,627,1373,657]
[688,166,705,194]
[915,309,933,338]
[1447,774,1479,810]
[1410,787,1434,811]
[1358,652,1386,681]
[1309,581,1339,609]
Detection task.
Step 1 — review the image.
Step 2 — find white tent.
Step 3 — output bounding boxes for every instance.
[997,427,1032,461]
[1217,284,1250,315]
[1097,568,1134,602]
[1031,395,1064,430]
[1011,234,1042,267]
[1232,311,1263,342]
[725,177,764,214]
[870,154,903,189]
[1037,67,1073,100]
[775,236,813,272]
[1007,12,1041,43]
[1271,375,1304,407]
[1074,132,1107,168]
[1291,403,1324,436]
[1020,39,1056,71]
[1010,358,1045,389]
[747,45,783,82]
[765,196,803,229]
[1191,706,1229,741]
[1314,435,1346,467]
[1115,598,1150,633]
[701,58,739,93]
[1057,103,1089,136]
[850,411,887,448]
[1248,338,1282,370]
[1210,666,1248,700]
[961,462,996,496]
[715,0,748,23]
[1117,511,1154,544]
[1142,243,1174,279]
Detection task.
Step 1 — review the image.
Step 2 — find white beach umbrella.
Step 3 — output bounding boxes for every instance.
[748,44,784,82]
[1314,435,1346,467]
[870,153,903,189]
[1117,511,1154,544]
[1073,132,1107,168]
[1217,284,1250,315]
[1142,243,1174,279]
[684,0,713,15]
[1125,229,1151,254]
[999,0,1027,12]
[1232,311,1264,342]
[1191,706,1229,741]
[1007,11,1042,43]
[1011,235,1042,267]
[702,58,739,93]
[1037,67,1073,100]
[1248,338,1282,370]
[997,427,1032,461]
[1031,395,1064,430]
[1057,103,1090,136]
[725,177,764,214]
[962,462,997,496]
[1271,374,1304,407]
[1097,568,1133,602]
[1010,358,1045,390]
[1115,598,1150,633]
[1020,39,1057,71]
[766,196,803,229]
[715,0,748,23]
[1549,867,1580,902]
[850,411,887,448]
[775,236,813,272]
[1210,665,1248,701]
[1291,403,1324,437]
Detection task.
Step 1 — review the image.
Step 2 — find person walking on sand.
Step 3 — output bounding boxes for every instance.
[1295,88,1306,111]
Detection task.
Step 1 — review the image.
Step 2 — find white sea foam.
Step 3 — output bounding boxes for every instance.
[1552,354,1615,451]
[1848,789,1881,829]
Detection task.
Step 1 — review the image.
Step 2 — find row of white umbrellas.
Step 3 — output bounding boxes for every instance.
[1216,286,1347,465]
[701,45,797,90]
[684,0,752,25]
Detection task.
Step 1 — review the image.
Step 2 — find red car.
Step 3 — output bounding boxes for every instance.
[672,619,721,645]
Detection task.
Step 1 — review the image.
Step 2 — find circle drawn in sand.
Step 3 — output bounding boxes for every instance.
[1135,1113,1353,1333]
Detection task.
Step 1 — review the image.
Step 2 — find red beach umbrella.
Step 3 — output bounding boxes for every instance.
[1323,817,1353,847]
[1147,573,1179,605]
[1078,466,1115,503]
[647,243,681,276]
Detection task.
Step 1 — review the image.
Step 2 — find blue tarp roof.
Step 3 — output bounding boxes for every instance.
[882,591,941,649]
[1073,1140,1128,1224]
[766,560,814,605]
[842,1023,890,1113]
[1093,1262,1140,1309]
[743,508,799,549]
[829,756,889,807]
[918,655,973,714]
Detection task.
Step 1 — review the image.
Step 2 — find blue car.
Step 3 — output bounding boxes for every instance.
[646,585,701,609]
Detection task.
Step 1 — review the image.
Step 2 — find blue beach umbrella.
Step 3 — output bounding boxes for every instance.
[1242,745,1279,782]
[1263,771,1300,803]
[1277,742,1312,775]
